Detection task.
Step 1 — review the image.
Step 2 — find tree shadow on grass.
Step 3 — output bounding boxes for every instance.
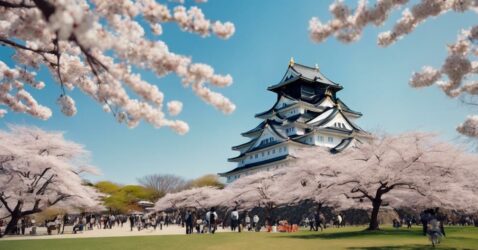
[281,229,421,240]
[348,245,471,250]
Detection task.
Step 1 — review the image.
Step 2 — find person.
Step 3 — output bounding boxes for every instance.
[406,217,413,229]
[81,216,87,231]
[207,207,218,234]
[89,216,95,230]
[159,213,164,230]
[30,218,37,235]
[427,211,443,247]
[21,217,27,235]
[337,214,343,228]
[253,214,260,232]
[55,215,62,234]
[245,213,251,231]
[420,210,430,236]
[231,208,239,232]
[435,207,446,237]
[72,217,82,234]
[196,217,203,233]
[129,215,135,231]
[61,213,68,234]
[309,216,315,231]
[152,215,157,230]
[137,215,143,231]
[393,218,400,229]
[314,212,323,231]
[185,210,193,234]
[16,218,22,235]
[110,214,116,229]
[304,217,310,229]
[47,219,56,235]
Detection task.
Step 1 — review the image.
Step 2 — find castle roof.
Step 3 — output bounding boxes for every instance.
[268,63,342,92]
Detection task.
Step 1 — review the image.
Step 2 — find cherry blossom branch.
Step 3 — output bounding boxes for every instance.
[308,1,478,138]
[0,0,235,132]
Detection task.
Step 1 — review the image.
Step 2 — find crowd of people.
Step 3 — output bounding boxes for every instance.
[1,206,477,240]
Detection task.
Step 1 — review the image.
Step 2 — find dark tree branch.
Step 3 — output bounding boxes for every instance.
[0,0,35,8]
[36,174,55,195]
[0,194,13,214]
[29,167,51,192]
[32,0,55,20]
[350,187,374,201]
[0,37,56,54]
[48,194,70,206]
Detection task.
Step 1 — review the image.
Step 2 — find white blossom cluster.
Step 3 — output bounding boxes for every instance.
[457,115,478,137]
[308,0,478,137]
[0,0,236,134]
[57,94,77,116]
[0,61,51,119]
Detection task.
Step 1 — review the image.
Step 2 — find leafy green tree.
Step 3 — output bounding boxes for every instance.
[188,174,225,189]
[94,182,158,213]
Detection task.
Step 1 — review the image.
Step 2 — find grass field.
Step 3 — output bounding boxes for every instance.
[1,226,477,250]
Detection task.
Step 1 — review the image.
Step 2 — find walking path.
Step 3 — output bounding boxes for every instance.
[0,225,233,241]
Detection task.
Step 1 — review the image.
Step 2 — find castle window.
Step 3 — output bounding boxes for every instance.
[255,154,258,159]
[272,149,276,154]
[328,137,333,143]
[261,152,264,157]
[318,135,324,142]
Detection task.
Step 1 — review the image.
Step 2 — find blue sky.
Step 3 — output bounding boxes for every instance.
[1,1,477,184]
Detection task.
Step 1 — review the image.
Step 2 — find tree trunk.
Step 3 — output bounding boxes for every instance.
[264,203,274,226]
[3,209,21,236]
[316,203,323,214]
[367,198,382,230]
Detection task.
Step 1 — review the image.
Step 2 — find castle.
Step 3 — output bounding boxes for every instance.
[220,59,368,183]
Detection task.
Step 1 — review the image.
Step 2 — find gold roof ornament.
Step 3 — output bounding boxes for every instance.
[325,88,332,97]
[289,57,295,67]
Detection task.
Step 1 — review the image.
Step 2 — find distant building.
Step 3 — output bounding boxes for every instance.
[220,59,369,183]
[138,200,155,212]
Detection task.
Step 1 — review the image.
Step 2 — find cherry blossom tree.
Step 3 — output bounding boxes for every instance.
[154,186,222,213]
[223,171,293,223]
[308,0,478,137]
[0,0,236,134]
[154,172,289,218]
[0,125,103,236]
[279,155,357,215]
[296,132,478,230]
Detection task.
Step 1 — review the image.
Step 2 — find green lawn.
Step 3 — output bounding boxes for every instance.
[1,226,477,250]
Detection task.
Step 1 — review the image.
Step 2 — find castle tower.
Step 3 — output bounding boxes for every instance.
[220,60,368,183]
